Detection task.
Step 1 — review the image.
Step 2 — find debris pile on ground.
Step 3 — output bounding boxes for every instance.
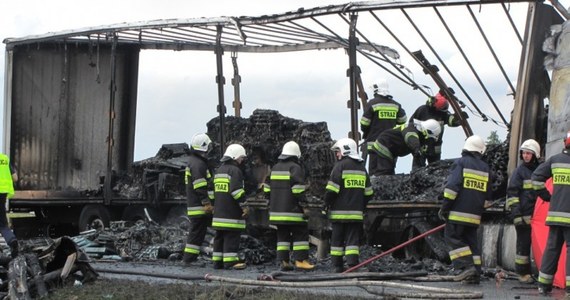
[0,237,98,299]
[70,221,276,265]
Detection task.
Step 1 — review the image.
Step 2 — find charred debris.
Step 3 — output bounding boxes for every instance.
[0,110,511,298]
[115,109,509,207]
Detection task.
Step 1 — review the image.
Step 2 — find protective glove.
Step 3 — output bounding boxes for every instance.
[241,207,249,218]
[203,203,213,214]
[437,208,448,222]
[461,111,469,119]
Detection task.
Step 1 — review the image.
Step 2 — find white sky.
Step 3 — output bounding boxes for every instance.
[2,0,569,173]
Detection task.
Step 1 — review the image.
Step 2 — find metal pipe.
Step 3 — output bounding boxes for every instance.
[105,34,118,206]
[347,13,360,141]
[215,25,226,153]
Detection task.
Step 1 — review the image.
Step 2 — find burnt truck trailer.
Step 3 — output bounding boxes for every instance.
[2,42,188,234]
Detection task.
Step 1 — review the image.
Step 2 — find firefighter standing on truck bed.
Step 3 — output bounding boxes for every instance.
[438,135,491,285]
[533,130,570,296]
[182,133,214,265]
[369,119,441,175]
[264,141,314,271]
[212,144,248,270]
[325,138,373,273]
[505,139,541,284]
[408,92,463,170]
[360,79,407,176]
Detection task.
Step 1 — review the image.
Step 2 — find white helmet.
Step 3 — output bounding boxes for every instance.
[417,119,442,140]
[190,133,212,153]
[279,141,301,159]
[331,138,362,161]
[520,139,540,159]
[221,144,247,162]
[370,78,389,97]
[463,135,486,154]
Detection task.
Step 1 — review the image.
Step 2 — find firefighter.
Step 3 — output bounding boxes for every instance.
[369,119,441,175]
[0,153,18,258]
[360,79,407,175]
[182,133,214,265]
[506,139,541,283]
[438,135,491,284]
[533,130,570,296]
[264,141,314,271]
[211,144,248,270]
[408,92,463,170]
[325,138,373,273]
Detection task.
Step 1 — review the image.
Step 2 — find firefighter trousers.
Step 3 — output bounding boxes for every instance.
[183,215,211,262]
[538,225,570,287]
[213,229,242,269]
[276,224,310,262]
[373,154,396,176]
[444,222,481,271]
[331,222,362,267]
[515,224,532,275]
[0,194,15,245]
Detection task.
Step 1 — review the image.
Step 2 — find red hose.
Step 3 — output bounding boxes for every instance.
[343,223,446,273]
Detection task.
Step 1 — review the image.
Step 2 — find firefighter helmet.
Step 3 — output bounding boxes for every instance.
[519,139,540,159]
[370,78,389,97]
[432,92,450,111]
[279,141,301,159]
[463,135,486,154]
[331,138,362,161]
[418,119,442,140]
[221,144,247,162]
[190,133,212,153]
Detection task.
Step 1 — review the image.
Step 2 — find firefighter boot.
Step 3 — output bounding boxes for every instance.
[9,240,18,259]
[538,284,552,296]
[280,261,294,271]
[230,262,247,270]
[295,260,315,271]
[518,274,535,284]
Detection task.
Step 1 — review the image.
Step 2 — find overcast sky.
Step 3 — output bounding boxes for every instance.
[2,0,568,173]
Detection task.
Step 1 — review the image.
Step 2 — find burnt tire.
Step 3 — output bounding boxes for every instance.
[79,205,110,232]
[401,221,450,262]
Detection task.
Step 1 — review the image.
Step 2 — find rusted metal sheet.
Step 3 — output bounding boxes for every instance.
[7,43,139,191]
[508,2,562,172]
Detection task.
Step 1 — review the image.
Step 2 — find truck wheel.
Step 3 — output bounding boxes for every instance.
[79,205,110,232]
[122,205,148,222]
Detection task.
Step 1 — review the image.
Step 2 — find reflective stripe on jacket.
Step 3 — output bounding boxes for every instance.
[442,151,491,226]
[267,158,307,225]
[325,157,373,222]
[212,161,246,231]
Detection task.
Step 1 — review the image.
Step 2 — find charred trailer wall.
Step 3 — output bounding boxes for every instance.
[5,42,139,192]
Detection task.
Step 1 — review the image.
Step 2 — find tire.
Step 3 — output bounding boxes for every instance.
[78,205,111,232]
[121,205,148,222]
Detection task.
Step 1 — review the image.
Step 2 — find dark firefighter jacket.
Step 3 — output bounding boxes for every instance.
[532,149,570,227]
[506,161,538,225]
[324,157,373,222]
[264,157,307,225]
[212,160,246,231]
[408,104,460,153]
[360,94,407,142]
[184,152,213,218]
[372,125,433,161]
[442,150,491,226]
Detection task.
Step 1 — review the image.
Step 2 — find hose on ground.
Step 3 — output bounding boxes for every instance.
[94,267,205,280]
[266,270,428,282]
[205,274,483,298]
